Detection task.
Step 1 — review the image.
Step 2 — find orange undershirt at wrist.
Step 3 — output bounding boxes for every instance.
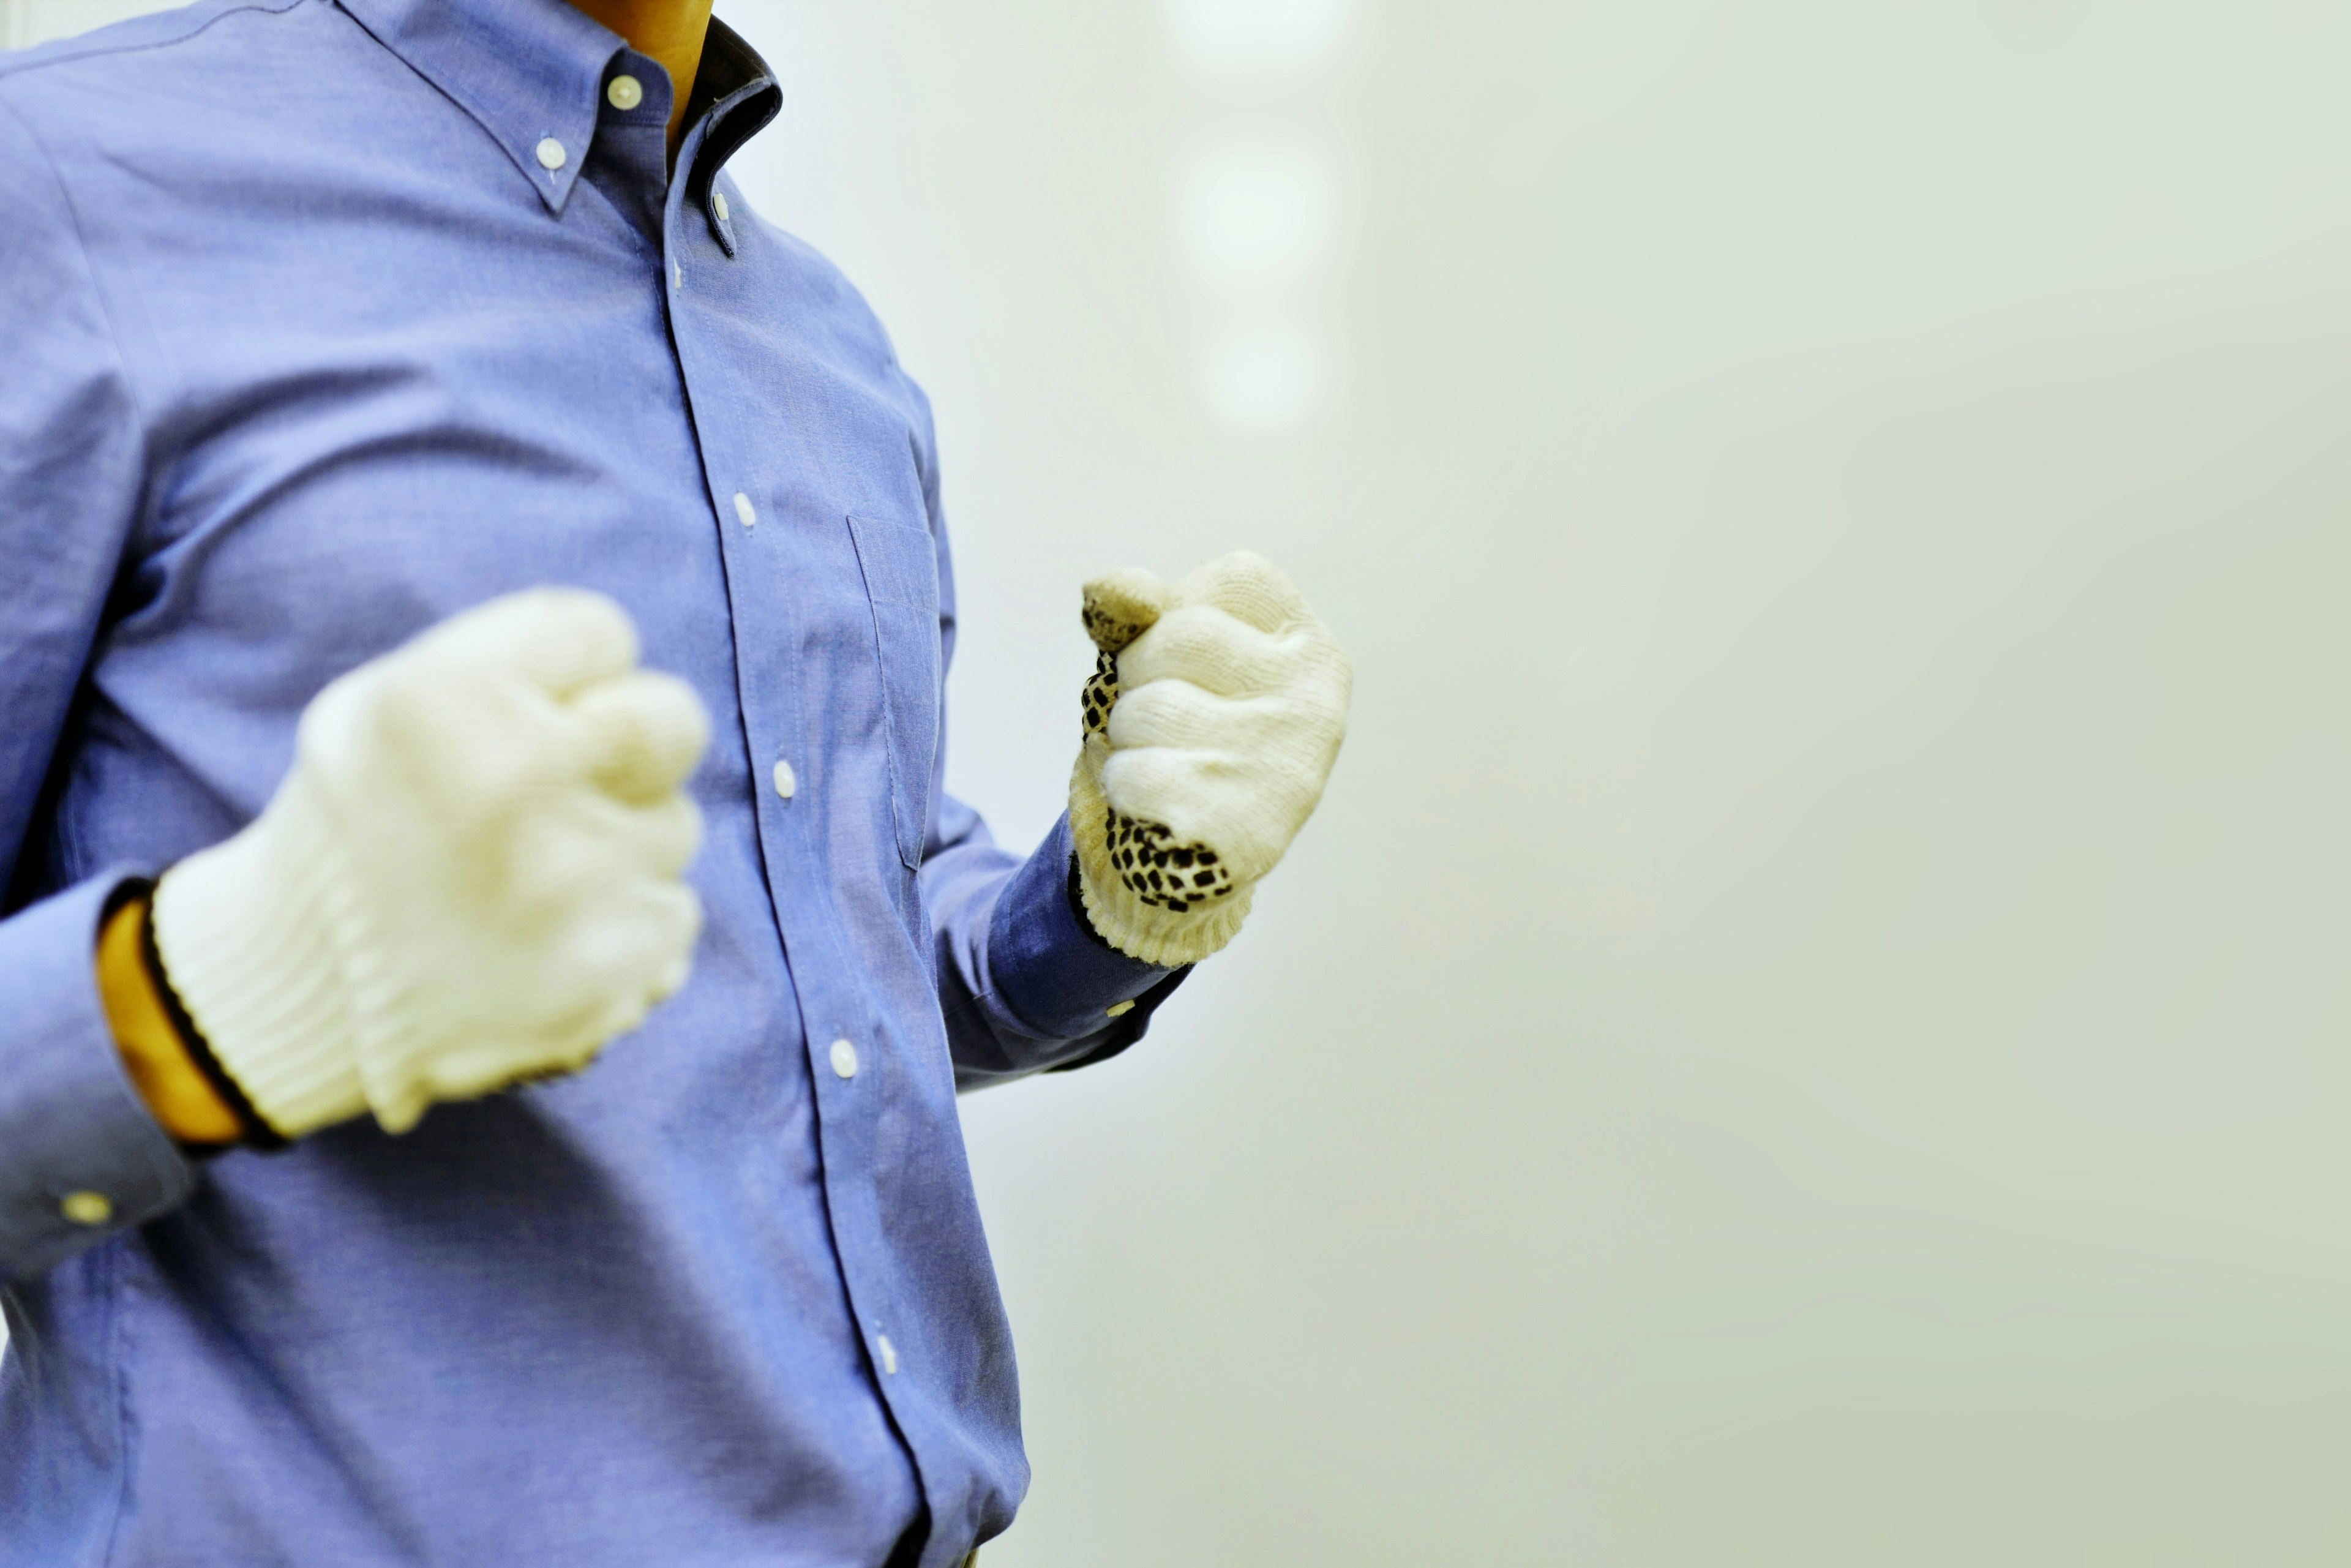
[99,890,242,1146]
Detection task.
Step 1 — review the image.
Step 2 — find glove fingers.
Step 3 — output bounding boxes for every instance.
[1116,605,1286,697]
[587,878,704,1006]
[618,793,704,880]
[1172,549,1310,634]
[1081,568,1171,655]
[640,880,705,999]
[500,792,702,917]
[423,877,703,1104]
[1097,743,1217,840]
[421,587,643,698]
[570,672,711,803]
[1103,677,1238,754]
[548,879,706,1026]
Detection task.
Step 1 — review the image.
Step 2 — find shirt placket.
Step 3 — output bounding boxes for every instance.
[656,101,928,1505]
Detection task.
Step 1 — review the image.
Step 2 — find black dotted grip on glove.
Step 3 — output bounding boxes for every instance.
[1081,591,1239,917]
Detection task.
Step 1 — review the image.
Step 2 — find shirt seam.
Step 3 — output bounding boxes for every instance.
[0,0,305,89]
[0,107,200,1218]
[97,1238,134,1568]
[0,96,158,459]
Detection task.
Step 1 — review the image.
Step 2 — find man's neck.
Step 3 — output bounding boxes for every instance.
[565,0,714,157]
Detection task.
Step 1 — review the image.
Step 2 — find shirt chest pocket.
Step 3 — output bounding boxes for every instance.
[846,513,943,871]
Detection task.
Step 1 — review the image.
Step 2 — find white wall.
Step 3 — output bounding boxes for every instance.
[15,2,2351,1561]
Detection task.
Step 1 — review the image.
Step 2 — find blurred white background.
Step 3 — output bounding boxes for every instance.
[11,0,2351,1561]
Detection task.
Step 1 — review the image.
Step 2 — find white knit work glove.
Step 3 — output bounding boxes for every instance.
[150,589,710,1139]
[1069,550,1351,967]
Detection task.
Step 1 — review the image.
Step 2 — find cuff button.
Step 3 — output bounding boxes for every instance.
[60,1191,114,1227]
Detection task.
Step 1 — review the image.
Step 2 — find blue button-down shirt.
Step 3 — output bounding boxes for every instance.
[0,3,1186,1562]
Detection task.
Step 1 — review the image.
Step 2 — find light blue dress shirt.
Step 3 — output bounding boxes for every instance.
[0,3,1187,1563]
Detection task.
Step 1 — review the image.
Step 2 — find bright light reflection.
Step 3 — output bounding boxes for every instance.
[1166,0,1352,76]
[1179,140,1340,294]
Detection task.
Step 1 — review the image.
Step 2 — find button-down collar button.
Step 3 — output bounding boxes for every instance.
[876,1334,899,1375]
[829,1038,860,1079]
[535,137,568,171]
[60,1190,113,1227]
[712,190,731,222]
[772,759,797,800]
[606,73,644,111]
[1105,1000,1136,1019]
[672,260,683,291]
[733,492,757,528]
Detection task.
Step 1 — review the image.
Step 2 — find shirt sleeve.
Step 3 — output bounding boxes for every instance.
[0,878,200,1286]
[924,806,1191,1089]
[892,372,1191,1087]
[0,94,200,1286]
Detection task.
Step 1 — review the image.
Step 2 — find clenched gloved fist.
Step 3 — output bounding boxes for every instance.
[1070,550,1352,967]
[151,589,709,1140]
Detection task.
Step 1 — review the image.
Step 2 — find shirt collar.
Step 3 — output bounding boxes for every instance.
[334,0,779,219]
[677,18,779,252]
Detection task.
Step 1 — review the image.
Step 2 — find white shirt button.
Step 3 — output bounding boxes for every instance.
[712,190,731,223]
[535,136,567,171]
[59,1190,113,1227]
[606,73,643,111]
[771,759,797,800]
[732,492,757,528]
[1105,999,1136,1019]
[830,1038,860,1080]
[876,1333,899,1375]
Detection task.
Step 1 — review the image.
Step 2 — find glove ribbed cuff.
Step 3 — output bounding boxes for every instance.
[1069,745,1253,968]
[151,773,369,1141]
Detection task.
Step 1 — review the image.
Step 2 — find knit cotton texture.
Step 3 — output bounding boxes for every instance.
[151,589,710,1138]
[1069,551,1351,967]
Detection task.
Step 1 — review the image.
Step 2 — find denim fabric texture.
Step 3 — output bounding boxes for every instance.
[0,2,1184,1562]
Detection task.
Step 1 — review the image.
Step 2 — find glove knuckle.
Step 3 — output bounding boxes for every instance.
[504,586,637,659]
[366,673,475,759]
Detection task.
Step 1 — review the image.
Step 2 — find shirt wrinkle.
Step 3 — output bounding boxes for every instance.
[0,97,149,446]
[0,2,1179,1565]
